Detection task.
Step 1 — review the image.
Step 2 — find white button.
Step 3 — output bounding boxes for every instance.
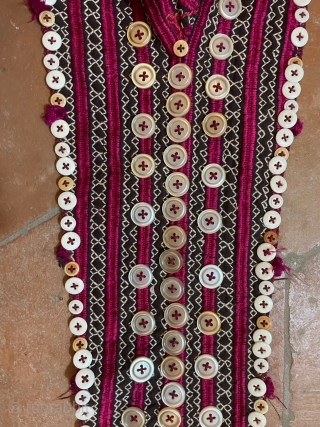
[195,354,219,379]
[42,31,62,51]
[254,358,269,374]
[75,406,95,421]
[295,8,310,23]
[69,316,87,336]
[293,0,311,7]
[282,82,301,100]
[58,191,77,210]
[218,0,242,20]
[252,342,272,359]
[161,382,185,408]
[165,172,190,196]
[69,299,83,315]
[270,176,287,194]
[269,194,283,209]
[202,113,227,137]
[253,329,272,344]
[163,144,187,169]
[131,114,156,139]
[163,225,187,250]
[278,110,297,129]
[276,128,294,147]
[198,210,222,234]
[45,0,57,5]
[160,277,184,302]
[257,243,276,262]
[61,231,81,250]
[131,311,156,336]
[167,118,191,143]
[131,63,156,89]
[121,407,145,427]
[166,92,191,117]
[56,157,76,176]
[159,250,183,273]
[205,75,230,100]
[255,262,274,280]
[248,412,266,427]
[61,215,76,231]
[162,197,187,221]
[131,154,155,178]
[209,34,233,60]
[128,264,153,289]
[199,406,223,427]
[202,164,226,188]
[46,70,66,90]
[160,356,185,380]
[164,303,189,328]
[263,210,281,229]
[254,295,273,314]
[284,100,299,113]
[254,400,269,415]
[199,265,224,289]
[285,64,304,82]
[131,202,155,226]
[130,357,154,383]
[51,119,70,138]
[259,280,274,296]
[269,156,287,175]
[197,311,221,335]
[168,64,192,90]
[162,330,186,356]
[157,408,181,427]
[75,368,95,390]
[55,142,70,157]
[247,378,266,397]
[65,277,84,295]
[43,53,59,70]
[75,390,91,405]
[291,27,309,47]
[73,349,93,369]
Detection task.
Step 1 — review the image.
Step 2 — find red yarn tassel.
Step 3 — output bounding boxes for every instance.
[271,255,291,278]
[264,376,287,409]
[56,244,72,267]
[57,375,79,400]
[43,105,68,126]
[292,119,303,136]
[25,0,50,20]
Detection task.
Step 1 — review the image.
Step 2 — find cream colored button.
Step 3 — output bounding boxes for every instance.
[162,330,186,355]
[173,40,189,57]
[275,147,289,160]
[46,70,66,90]
[270,176,287,194]
[161,382,185,408]
[167,118,191,143]
[255,262,274,280]
[252,342,271,359]
[128,264,153,289]
[199,406,223,427]
[195,354,219,379]
[269,195,283,210]
[164,303,189,328]
[209,34,233,60]
[61,215,76,231]
[288,57,303,67]
[39,10,55,27]
[64,261,79,276]
[127,21,151,48]
[165,172,189,197]
[291,27,309,47]
[131,114,156,139]
[162,197,187,221]
[259,280,274,296]
[284,99,299,113]
[263,211,281,230]
[75,406,95,421]
[131,311,156,336]
[248,412,266,427]
[256,315,272,330]
[285,64,304,82]
[160,277,184,302]
[248,378,266,397]
[202,113,227,137]
[278,109,297,129]
[121,407,145,427]
[131,202,155,226]
[43,53,59,70]
[218,0,242,20]
[202,164,226,188]
[254,400,269,415]
[51,119,70,138]
[131,63,156,89]
[58,191,77,210]
[257,243,276,262]
[254,295,273,314]
[56,157,75,176]
[295,8,310,23]
[293,0,311,8]
[159,250,183,273]
[198,210,222,234]
[157,408,181,427]
[75,368,95,390]
[160,356,185,380]
[197,311,221,335]
[269,156,287,175]
[199,265,224,289]
[163,226,187,250]
[42,31,62,51]
[130,357,154,383]
[69,299,83,315]
[50,93,66,107]
[55,142,70,157]
[276,128,294,147]
[58,176,74,191]
[168,64,192,90]
[73,349,92,369]
[131,154,155,178]
[282,81,301,100]
[205,75,230,100]
[75,390,91,405]
[69,317,87,336]
[65,277,84,295]
[163,145,187,169]
[61,231,81,250]
[73,337,88,352]
[253,329,272,344]
[254,358,269,374]
[166,92,191,117]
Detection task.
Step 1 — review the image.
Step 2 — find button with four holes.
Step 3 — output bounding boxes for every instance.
[254,400,269,415]
[128,264,153,289]
[162,330,186,356]
[65,277,84,295]
[257,243,276,262]
[131,311,156,336]
[58,191,77,210]
[61,215,76,231]
[199,265,224,289]
[263,230,278,245]
[205,75,230,100]
[131,63,156,89]
[127,21,151,48]
[46,70,66,90]
[64,261,79,276]
[269,194,284,209]
[42,31,62,51]
[202,113,227,138]
[73,337,88,352]
[291,27,309,47]
[173,40,189,57]
[248,412,266,427]
[166,92,191,117]
[253,329,272,344]
[284,99,299,113]
[73,349,93,369]
[295,8,310,23]
[121,407,146,427]
[259,280,274,296]
[254,295,273,314]
[218,0,242,20]
[197,311,221,335]
[61,231,81,250]
[162,197,187,221]
[248,378,266,397]
[163,144,187,169]
[160,277,184,302]
[50,93,67,107]
[39,11,55,27]
[167,118,191,143]
[278,110,297,129]
[75,368,95,389]
[254,358,269,374]
[51,119,70,138]
[55,142,70,158]
[69,299,83,315]
[56,157,75,176]
[269,156,287,175]
[209,34,233,60]
[75,390,91,406]
[75,406,95,421]
[270,176,287,194]
[163,225,187,250]
[157,407,181,427]
[131,114,156,139]
[252,342,272,359]
[164,303,189,328]
[202,164,226,188]
[131,202,155,226]
[285,64,304,82]
[195,354,219,379]
[131,154,155,178]
[161,382,185,408]
[199,406,223,427]
[130,356,154,383]
[255,262,274,281]
[58,176,74,191]
[160,356,185,380]
[45,0,57,5]
[263,210,281,229]
[159,249,183,273]
[276,128,294,147]
[165,172,190,196]
[168,64,192,90]
[256,315,272,330]
[198,209,223,234]
[275,147,289,160]
[43,53,59,70]
[282,81,301,100]
[69,316,87,336]
[293,0,311,6]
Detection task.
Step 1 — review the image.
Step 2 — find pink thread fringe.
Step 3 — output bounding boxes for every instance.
[56,244,72,267]
[292,119,303,136]
[271,255,291,278]
[25,0,50,20]
[43,105,68,126]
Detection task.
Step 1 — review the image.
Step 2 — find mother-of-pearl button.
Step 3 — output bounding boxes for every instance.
[162,197,187,221]
[198,210,223,234]
[285,64,304,83]
[75,368,95,389]
[131,63,156,89]
[201,164,226,188]
[163,144,187,169]
[209,34,233,60]
[42,31,62,51]
[205,75,230,100]
[131,202,155,226]
[254,358,269,374]
[257,243,276,262]
[276,128,294,147]
[295,8,310,24]
[65,277,84,295]
[255,262,274,280]
[259,280,274,296]
[263,210,281,229]
[69,317,87,336]
[163,225,187,250]
[291,27,309,47]
[43,53,59,70]
[218,0,242,20]
[194,354,219,379]
[202,113,227,137]
[61,215,76,231]
[162,330,186,355]
[159,249,183,273]
[254,295,273,314]
[252,342,272,359]
[173,40,189,57]
[248,412,267,427]
[131,154,155,178]
[69,299,83,315]
[130,357,154,383]
[167,118,191,143]
[165,172,190,197]
[247,378,267,397]
[121,407,145,427]
[58,191,77,210]
[157,408,181,427]
[166,92,191,117]
[51,119,70,138]
[131,114,156,139]
[199,265,224,289]
[75,406,95,421]
[164,303,189,328]
[160,277,184,302]
[61,231,81,250]
[197,311,221,335]
[128,264,153,289]
[160,356,185,380]
[282,81,301,100]
[199,406,223,427]
[131,311,156,336]
[127,21,151,48]
[46,70,66,90]
[168,64,192,90]
[269,156,287,175]
[73,349,93,369]
[161,382,185,408]
[75,390,91,405]
[270,176,287,194]
[253,329,272,344]
[56,157,76,176]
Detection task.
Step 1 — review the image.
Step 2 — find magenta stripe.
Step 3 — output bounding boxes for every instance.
[67,1,90,318]
[98,0,121,425]
[232,2,269,426]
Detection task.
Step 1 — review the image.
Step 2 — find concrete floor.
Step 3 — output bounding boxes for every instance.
[0,1,320,426]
